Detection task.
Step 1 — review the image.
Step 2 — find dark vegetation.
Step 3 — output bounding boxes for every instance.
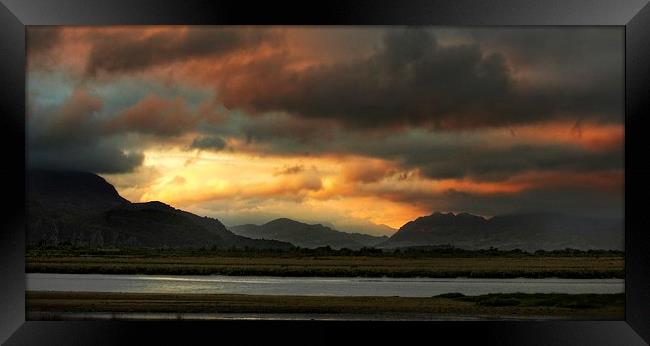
[26,245,624,279]
[26,291,624,320]
[435,293,625,309]
[26,243,624,258]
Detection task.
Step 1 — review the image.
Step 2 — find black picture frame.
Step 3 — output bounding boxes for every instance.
[1,0,649,344]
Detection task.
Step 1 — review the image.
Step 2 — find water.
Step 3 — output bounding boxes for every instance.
[28,311,569,321]
[26,273,624,297]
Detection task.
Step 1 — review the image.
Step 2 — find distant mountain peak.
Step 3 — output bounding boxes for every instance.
[232,218,388,249]
[265,218,304,227]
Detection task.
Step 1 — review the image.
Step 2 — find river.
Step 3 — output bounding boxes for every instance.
[26,273,624,297]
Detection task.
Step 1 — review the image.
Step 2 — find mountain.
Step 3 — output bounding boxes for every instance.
[27,170,292,249]
[380,211,623,251]
[230,218,388,249]
[332,221,397,237]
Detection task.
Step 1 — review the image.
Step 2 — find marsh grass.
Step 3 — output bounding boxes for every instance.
[26,254,624,278]
[435,292,625,309]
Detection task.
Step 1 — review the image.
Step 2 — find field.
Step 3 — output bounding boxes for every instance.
[26,291,624,320]
[26,252,624,278]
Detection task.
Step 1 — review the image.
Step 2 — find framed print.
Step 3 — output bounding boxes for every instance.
[1,0,649,345]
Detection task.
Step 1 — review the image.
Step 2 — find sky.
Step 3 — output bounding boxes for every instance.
[26,26,624,235]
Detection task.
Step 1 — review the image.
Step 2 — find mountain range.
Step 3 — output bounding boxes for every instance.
[230,218,388,249]
[27,170,623,251]
[379,211,623,251]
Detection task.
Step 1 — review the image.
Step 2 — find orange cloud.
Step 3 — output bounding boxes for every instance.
[107,95,198,137]
[487,120,624,152]
[52,88,103,129]
[509,169,623,192]
[433,178,529,194]
[340,158,397,183]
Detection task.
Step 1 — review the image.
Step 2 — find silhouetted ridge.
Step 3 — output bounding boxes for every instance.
[231,218,388,249]
[27,169,128,211]
[27,170,292,249]
[264,218,304,227]
[381,211,622,251]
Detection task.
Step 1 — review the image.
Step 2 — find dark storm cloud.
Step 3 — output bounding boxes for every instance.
[434,188,623,219]
[393,143,623,180]
[84,27,279,76]
[468,28,624,118]
[217,28,622,130]
[437,27,623,119]
[228,113,622,180]
[241,117,337,144]
[190,135,226,151]
[349,139,622,181]
[27,89,145,174]
[465,27,622,77]
[28,144,144,174]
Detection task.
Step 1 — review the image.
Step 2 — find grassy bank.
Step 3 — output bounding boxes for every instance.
[26,246,624,258]
[26,254,624,278]
[26,291,624,320]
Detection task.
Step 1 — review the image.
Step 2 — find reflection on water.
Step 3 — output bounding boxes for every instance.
[26,273,624,297]
[28,311,572,321]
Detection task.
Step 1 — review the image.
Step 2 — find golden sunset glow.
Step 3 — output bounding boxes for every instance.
[27,26,624,234]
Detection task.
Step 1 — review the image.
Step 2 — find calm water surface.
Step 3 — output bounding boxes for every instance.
[28,311,571,321]
[26,273,624,297]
